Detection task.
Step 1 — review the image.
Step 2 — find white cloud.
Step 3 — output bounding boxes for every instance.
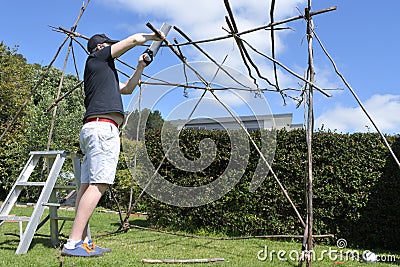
[99,0,307,67]
[315,94,400,134]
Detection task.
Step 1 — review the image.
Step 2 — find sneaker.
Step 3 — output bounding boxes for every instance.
[88,239,112,253]
[61,241,103,257]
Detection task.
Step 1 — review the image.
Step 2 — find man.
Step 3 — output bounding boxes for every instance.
[62,30,164,257]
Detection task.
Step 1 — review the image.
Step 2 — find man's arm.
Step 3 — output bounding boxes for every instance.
[111,32,164,59]
[120,54,148,95]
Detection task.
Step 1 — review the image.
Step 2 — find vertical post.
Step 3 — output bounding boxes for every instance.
[47,157,59,246]
[49,190,59,246]
[305,3,315,267]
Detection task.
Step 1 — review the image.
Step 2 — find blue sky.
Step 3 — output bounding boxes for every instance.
[1,0,399,134]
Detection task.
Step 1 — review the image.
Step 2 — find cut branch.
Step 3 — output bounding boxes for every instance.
[239,38,331,97]
[46,81,84,112]
[175,6,337,47]
[173,26,253,90]
[141,258,225,264]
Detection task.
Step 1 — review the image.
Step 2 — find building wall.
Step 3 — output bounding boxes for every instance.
[169,113,302,131]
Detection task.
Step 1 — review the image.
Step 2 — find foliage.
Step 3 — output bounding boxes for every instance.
[26,66,83,153]
[0,42,37,197]
[0,42,84,201]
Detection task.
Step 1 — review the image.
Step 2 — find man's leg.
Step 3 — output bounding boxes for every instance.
[71,183,90,242]
[68,183,108,241]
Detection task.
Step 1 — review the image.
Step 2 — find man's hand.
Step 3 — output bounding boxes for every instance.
[111,31,164,59]
[120,53,148,94]
[144,30,166,65]
[152,30,166,41]
[139,52,152,67]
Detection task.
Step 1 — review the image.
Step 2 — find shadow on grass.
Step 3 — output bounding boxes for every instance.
[109,217,149,228]
[0,235,52,252]
[0,236,20,251]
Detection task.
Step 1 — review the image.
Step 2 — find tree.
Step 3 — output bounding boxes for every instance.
[147,110,164,130]
[123,108,170,140]
[27,67,84,152]
[0,42,37,197]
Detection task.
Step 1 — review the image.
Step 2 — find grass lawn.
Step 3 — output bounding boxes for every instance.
[0,206,398,267]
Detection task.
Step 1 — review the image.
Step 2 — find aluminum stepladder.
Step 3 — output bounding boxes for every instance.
[0,151,81,254]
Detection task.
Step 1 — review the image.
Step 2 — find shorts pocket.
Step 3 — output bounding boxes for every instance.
[99,125,119,152]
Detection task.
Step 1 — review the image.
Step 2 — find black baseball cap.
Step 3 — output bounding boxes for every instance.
[87,33,119,52]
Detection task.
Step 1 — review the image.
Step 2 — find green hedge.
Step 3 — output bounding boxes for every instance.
[141,128,305,236]
[113,129,398,250]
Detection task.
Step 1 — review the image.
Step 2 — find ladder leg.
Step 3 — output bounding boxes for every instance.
[46,156,60,247]
[19,221,23,240]
[1,151,80,254]
[49,190,59,247]
[15,154,65,254]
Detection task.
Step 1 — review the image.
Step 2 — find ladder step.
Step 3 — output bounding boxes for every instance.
[16,182,46,187]
[53,216,75,221]
[53,185,76,190]
[0,215,31,222]
[41,202,60,207]
[30,151,66,158]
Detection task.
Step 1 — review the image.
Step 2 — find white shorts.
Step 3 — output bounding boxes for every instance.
[80,121,120,184]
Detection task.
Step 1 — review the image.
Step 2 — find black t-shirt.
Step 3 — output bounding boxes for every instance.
[83,46,124,122]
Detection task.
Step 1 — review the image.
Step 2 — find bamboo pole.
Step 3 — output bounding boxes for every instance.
[223,0,262,89]
[45,1,88,150]
[269,0,280,90]
[312,31,400,169]
[45,41,71,151]
[304,3,315,267]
